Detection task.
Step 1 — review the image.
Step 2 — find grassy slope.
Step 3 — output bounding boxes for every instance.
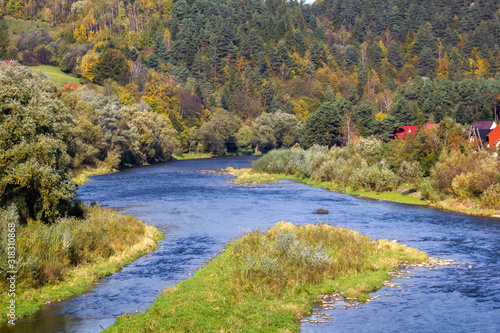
[173,152,214,160]
[5,16,60,37]
[0,212,163,324]
[29,65,80,85]
[107,222,427,332]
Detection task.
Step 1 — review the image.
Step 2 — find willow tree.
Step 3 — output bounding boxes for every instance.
[0,63,76,222]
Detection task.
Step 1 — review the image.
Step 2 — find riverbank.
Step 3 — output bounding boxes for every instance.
[106,222,427,332]
[71,153,216,186]
[228,168,500,217]
[0,207,163,324]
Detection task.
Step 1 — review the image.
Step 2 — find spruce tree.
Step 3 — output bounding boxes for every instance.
[302,101,343,148]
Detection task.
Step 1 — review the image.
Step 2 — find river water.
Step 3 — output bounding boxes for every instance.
[3,157,499,332]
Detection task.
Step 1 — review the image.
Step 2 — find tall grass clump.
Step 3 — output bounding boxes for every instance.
[0,205,148,289]
[0,204,162,323]
[107,222,427,333]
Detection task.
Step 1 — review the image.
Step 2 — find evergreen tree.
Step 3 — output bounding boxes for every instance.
[155,33,168,63]
[95,49,130,84]
[390,97,415,127]
[418,46,436,77]
[387,40,403,70]
[302,101,343,147]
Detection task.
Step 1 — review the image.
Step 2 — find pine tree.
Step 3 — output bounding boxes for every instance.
[390,97,415,127]
[155,33,168,63]
[387,40,403,70]
[418,46,436,77]
[302,101,343,147]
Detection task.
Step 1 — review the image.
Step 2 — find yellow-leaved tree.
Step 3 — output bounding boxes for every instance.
[74,24,87,44]
[469,49,489,79]
[80,53,99,82]
[142,72,182,132]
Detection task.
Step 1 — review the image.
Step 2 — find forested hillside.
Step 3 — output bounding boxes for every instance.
[1,0,500,153]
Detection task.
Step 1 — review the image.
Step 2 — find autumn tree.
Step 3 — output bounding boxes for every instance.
[80,53,99,82]
[0,63,76,222]
[95,49,130,84]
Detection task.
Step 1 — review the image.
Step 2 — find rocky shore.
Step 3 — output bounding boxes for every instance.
[300,257,466,325]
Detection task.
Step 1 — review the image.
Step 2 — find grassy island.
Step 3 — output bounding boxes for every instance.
[0,207,163,324]
[107,222,426,332]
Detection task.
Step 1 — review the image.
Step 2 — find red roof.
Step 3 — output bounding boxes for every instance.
[63,84,79,90]
[487,126,500,147]
[1,60,20,66]
[394,126,417,140]
[425,123,439,130]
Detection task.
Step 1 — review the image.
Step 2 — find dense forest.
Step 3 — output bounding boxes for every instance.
[2,0,500,323]
[1,0,500,155]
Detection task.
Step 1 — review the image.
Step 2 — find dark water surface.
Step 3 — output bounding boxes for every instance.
[3,157,499,332]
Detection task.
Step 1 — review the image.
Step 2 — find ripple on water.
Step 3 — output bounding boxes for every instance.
[5,157,500,333]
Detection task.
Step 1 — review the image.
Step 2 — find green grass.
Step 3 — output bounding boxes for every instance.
[5,16,61,37]
[0,208,163,323]
[173,152,214,160]
[300,179,426,205]
[29,65,80,85]
[107,222,426,332]
[72,164,116,186]
[228,167,300,185]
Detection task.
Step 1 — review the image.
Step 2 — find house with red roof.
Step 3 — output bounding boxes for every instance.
[63,84,79,90]
[1,60,22,66]
[470,120,497,147]
[486,126,500,148]
[391,126,417,140]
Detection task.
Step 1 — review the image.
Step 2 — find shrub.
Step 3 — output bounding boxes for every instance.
[451,172,477,200]
[420,178,439,202]
[481,183,500,209]
[352,137,382,164]
[431,150,472,193]
[398,160,423,186]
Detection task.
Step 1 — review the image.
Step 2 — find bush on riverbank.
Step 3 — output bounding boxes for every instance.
[253,138,500,211]
[107,222,427,332]
[254,139,401,192]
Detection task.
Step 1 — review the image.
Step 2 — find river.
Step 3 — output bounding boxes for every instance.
[4,157,499,332]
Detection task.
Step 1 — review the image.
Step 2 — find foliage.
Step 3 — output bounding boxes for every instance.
[302,100,343,148]
[0,15,10,60]
[0,63,76,222]
[95,49,129,84]
[236,111,302,153]
[197,108,240,155]
[481,184,500,209]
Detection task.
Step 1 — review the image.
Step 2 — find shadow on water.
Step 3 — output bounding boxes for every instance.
[3,156,500,332]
